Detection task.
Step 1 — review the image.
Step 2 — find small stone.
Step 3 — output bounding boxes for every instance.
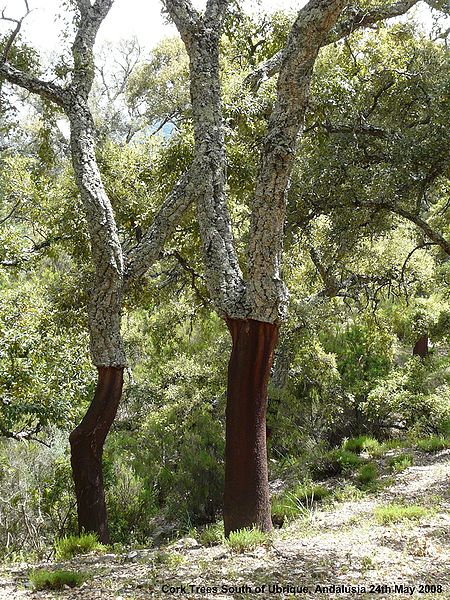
[173,537,200,549]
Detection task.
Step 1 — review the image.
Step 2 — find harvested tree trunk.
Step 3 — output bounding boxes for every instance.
[224,319,279,536]
[413,333,429,359]
[69,366,124,543]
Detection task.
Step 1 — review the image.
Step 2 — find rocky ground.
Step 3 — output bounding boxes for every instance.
[0,448,449,600]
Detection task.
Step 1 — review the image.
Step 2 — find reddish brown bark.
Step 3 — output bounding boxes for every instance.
[69,366,124,543]
[413,334,429,359]
[224,318,279,536]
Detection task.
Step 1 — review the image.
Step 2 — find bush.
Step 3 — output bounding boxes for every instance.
[374,504,431,524]
[111,313,228,535]
[389,454,413,472]
[310,448,364,480]
[0,436,78,560]
[29,569,88,590]
[363,357,450,436]
[267,339,344,456]
[54,533,106,559]
[226,528,269,553]
[103,447,158,544]
[416,436,450,453]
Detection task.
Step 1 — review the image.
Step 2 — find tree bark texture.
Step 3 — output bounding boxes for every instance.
[163,0,249,320]
[69,366,124,543]
[413,333,429,359]
[247,0,346,323]
[224,319,279,536]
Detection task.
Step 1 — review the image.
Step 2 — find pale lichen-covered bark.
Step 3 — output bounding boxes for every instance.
[0,0,196,366]
[125,171,194,280]
[61,0,126,365]
[163,0,249,318]
[246,0,346,323]
[163,0,436,326]
[68,100,126,365]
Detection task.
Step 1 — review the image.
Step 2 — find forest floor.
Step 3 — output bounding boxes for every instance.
[0,447,448,600]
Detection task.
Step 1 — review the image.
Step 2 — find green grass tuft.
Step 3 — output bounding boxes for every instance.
[29,569,87,591]
[357,463,378,486]
[333,483,366,502]
[344,436,381,455]
[374,503,431,524]
[416,436,450,453]
[198,522,224,546]
[154,550,184,567]
[389,453,413,472]
[271,482,331,523]
[54,533,106,560]
[226,527,269,553]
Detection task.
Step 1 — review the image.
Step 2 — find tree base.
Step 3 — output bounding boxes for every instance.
[69,366,124,543]
[224,318,279,536]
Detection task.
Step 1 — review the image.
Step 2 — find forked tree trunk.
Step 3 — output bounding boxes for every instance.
[413,333,429,359]
[69,366,124,543]
[224,318,279,536]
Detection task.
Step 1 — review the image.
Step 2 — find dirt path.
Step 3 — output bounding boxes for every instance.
[1,449,449,600]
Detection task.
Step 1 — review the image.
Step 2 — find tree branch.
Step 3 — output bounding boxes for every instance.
[71,0,115,95]
[125,170,195,281]
[401,242,435,281]
[167,250,210,307]
[0,62,67,107]
[356,200,450,256]
[245,0,429,93]
[0,1,31,65]
[204,0,229,26]
[165,0,247,319]
[162,0,200,37]
[246,0,346,322]
[391,205,450,255]
[0,424,51,447]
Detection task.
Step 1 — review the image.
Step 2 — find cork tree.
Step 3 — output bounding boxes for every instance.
[0,0,196,542]
[162,0,450,535]
[2,0,448,542]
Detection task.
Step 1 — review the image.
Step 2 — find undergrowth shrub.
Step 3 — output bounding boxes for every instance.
[226,528,269,553]
[29,569,88,590]
[0,434,77,560]
[104,446,158,544]
[374,504,431,524]
[363,357,450,436]
[310,448,364,480]
[416,436,450,453]
[54,533,106,559]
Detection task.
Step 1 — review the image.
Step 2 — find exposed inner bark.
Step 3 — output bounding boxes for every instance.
[224,318,279,536]
[69,366,124,543]
[413,333,429,359]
